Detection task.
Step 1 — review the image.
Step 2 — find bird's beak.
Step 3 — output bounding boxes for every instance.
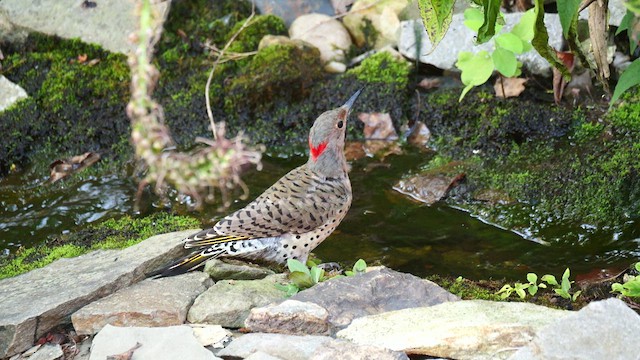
[342,88,363,112]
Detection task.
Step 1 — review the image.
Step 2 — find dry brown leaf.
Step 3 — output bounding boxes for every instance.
[106,342,142,360]
[48,152,100,183]
[77,54,88,63]
[417,77,441,90]
[87,58,101,66]
[407,121,431,148]
[358,112,398,140]
[552,51,575,104]
[494,77,527,98]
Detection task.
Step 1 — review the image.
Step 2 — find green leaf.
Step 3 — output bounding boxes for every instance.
[417,0,456,52]
[511,9,536,42]
[345,271,355,277]
[309,266,325,284]
[572,290,582,301]
[541,274,558,286]
[496,33,524,54]
[477,0,502,44]
[275,283,300,297]
[497,284,513,294]
[612,283,625,293]
[526,273,538,284]
[561,268,572,293]
[554,288,570,299]
[610,58,640,106]
[557,0,581,37]
[290,271,314,289]
[500,291,511,299]
[457,50,494,100]
[287,259,310,276]
[353,259,367,273]
[463,7,485,31]
[492,47,518,77]
[532,0,570,80]
[515,287,526,299]
[539,283,547,288]
[616,10,634,35]
[529,284,539,296]
[625,0,640,15]
[635,263,640,272]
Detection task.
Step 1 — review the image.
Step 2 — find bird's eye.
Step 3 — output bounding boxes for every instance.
[337,121,344,128]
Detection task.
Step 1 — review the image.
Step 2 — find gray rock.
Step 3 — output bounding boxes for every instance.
[72,272,212,335]
[399,13,563,76]
[29,344,63,360]
[509,298,640,360]
[245,300,330,335]
[337,300,568,360]
[0,0,170,54]
[0,75,28,112]
[393,172,463,205]
[216,333,339,360]
[310,340,409,360]
[204,258,275,281]
[289,267,459,332]
[0,229,198,358]
[89,324,220,360]
[579,0,627,26]
[246,351,286,360]
[188,274,288,328]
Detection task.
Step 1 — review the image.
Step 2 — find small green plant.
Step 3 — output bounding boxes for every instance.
[541,268,582,301]
[276,258,368,296]
[611,263,640,298]
[496,268,581,301]
[497,272,547,299]
[455,7,535,100]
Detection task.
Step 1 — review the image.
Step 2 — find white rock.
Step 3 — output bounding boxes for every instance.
[342,0,411,49]
[289,13,352,64]
[0,75,28,112]
[189,324,232,348]
[399,13,563,76]
[89,324,220,360]
[28,344,63,360]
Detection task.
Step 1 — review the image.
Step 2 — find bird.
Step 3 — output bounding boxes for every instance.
[157,89,362,277]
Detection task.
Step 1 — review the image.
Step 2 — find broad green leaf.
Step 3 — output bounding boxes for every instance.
[287,259,310,276]
[511,9,536,42]
[417,0,456,52]
[610,58,640,106]
[500,292,511,299]
[561,268,571,293]
[290,271,314,288]
[554,288,570,299]
[464,7,484,31]
[275,283,300,297]
[310,266,325,283]
[539,283,547,288]
[457,50,494,100]
[345,271,354,277]
[526,273,538,284]
[532,0,571,80]
[612,283,625,292]
[635,262,640,272]
[529,284,539,296]
[541,274,558,286]
[557,0,581,37]
[477,0,502,44]
[515,287,526,299]
[353,259,367,273]
[623,281,640,297]
[497,284,512,294]
[496,33,524,54]
[625,0,640,15]
[492,47,518,77]
[616,10,634,35]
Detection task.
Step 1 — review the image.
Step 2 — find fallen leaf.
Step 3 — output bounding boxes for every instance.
[77,54,88,63]
[106,342,142,360]
[344,141,366,161]
[494,77,528,98]
[358,112,398,140]
[393,172,466,205]
[417,77,442,89]
[406,121,431,148]
[48,152,100,183]
[87,58,101,66]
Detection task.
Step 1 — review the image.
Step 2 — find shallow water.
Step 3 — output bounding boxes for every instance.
[1,150,638,280]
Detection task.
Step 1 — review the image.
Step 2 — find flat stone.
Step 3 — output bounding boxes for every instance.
[188,274,288,328]
[393,172,464,205]
[289,267,459,332]
[189,324,232,348]
[72,272,212,335]
[509,298,640,360]
[0,75,28,112]
[245,351,286,360]
[399,13,563,76]
[0,0,170,54]
[337,300,568,360]
[89,324,219,360]
[29,344,63,360]
[0,229,198,358]
[245,300,330,335]
[310,340,409,360]
[204,258,275,281]
[216,333,339,360]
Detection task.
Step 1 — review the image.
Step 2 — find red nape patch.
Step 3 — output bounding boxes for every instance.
[309,138,328,162]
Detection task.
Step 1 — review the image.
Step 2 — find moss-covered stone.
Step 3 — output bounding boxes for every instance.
[226,14,288,55]
[347,51,411,87]
[0,212,199,279]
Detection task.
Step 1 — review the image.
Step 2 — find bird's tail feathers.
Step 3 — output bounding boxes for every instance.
[151,247,225,278]
[183,233,250,249]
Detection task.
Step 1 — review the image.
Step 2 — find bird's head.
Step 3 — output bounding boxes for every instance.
[307,89,362,177]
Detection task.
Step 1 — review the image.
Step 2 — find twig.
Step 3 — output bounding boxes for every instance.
[205,2,256,140]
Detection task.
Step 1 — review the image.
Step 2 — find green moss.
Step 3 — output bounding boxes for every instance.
[226,14,287,55]
[0,212,199,279]
[426,275,502,301]
[347,51,411,86]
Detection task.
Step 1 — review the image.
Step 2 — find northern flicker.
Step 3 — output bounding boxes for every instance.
[157,89,362,276]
